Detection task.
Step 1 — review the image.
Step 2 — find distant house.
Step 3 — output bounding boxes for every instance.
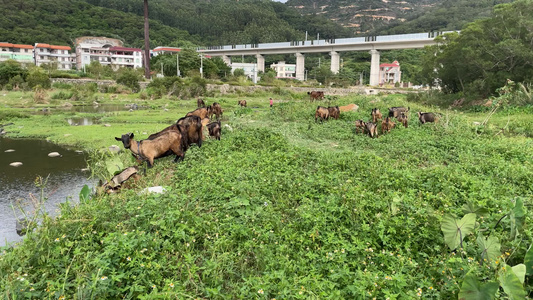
[270,61,296,78]
[379,60,401,84]
[152,46,181,57]
[34,43,75,70]
[230,62,258,83]
[74,37,141,71]
[0,43,34,66]
[108,47,143,70]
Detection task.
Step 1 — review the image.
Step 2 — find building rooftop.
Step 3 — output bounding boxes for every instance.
[109,46,142,52]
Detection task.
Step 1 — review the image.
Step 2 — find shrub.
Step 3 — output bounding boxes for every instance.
[52,82,73,89]
[116,69,141,92]
[26,69,51,89]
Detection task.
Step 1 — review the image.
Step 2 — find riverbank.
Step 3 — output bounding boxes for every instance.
[0,89,532,298]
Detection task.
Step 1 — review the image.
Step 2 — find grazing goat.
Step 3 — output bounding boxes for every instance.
[315,106,329,122]
[197,98,206,108]
[186,107,209,119]
[308,91,324,101]
[388,106,410,118]
[355,120,366,134]
[371,108,383,123]
[328,106,340,120]
[365,122,378,138]
[115,132,185,168]
[381,117,396,134]
[177,116,203,149]
[211,102,223,120]
[397,112,408,128]
[238,100,247,107]
[207,120,222,140]
[418,112,439,124]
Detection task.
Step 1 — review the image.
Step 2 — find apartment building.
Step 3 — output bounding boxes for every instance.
[75,37,143,70]
[34,43,75,70]
[109,47,143,70]
[270,61,296,78]
[0,43,34,66]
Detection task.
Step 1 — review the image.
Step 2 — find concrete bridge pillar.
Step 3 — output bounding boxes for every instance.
[330,51,340,74]
[255,54,265,73]
[295,53,305,81]
[222,55,231,65]
[369,50,380,86]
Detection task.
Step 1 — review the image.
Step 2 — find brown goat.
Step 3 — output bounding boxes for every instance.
[388,106,410,118]
[211,102,223,120]
[371,108,383,123]
[207,120,221,140]
[315,106,329,122]
[418,112,439,124]
[397,112,408,128]
[186,107,209,119]
[365,122,378,138]
[197,98,205,108]
[328,106,340,120]
[308,91,324,101]
[115,132,185,168]
[238,100,247,107]
[355,120,366,134]
[177,116,203,149]
[381,117,396,134]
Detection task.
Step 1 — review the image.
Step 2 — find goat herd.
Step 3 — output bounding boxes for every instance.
[115,99,224,168]
[315,105,439,138]
[114,96,440,169]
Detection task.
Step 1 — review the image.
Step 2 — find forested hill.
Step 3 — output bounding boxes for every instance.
[82,0,352,44]
[0,0,198,48]
[371,0,515,35]
[0,0,352,48]
[285,0,514,34]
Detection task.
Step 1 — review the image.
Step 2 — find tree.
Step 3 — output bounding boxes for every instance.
[143,0,150,79]
[422,0,533,96]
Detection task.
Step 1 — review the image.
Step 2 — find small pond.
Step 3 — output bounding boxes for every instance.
[0,137,95,247]
[33,104,143,114]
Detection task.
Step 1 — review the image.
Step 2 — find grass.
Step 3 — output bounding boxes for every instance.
[0,88,532,299]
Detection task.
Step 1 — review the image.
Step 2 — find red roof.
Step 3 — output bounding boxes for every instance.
[380,60,400,68]
[153,47,181,52]
[35,43,51,48]
[51,45,71,50]
[109,46,141,52]
[0,42,14,47]
[13,44,34,49]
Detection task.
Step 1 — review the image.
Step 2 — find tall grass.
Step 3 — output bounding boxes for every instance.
[0,93,531,299]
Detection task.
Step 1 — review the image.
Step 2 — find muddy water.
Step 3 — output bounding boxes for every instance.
[0,137,93,247]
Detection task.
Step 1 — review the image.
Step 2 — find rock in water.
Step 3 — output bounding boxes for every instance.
[5,149,15,153]
[48,152,61,157]
[9,162,23,167]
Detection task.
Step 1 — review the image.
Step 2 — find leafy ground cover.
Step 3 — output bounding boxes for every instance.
[0,89,532,299]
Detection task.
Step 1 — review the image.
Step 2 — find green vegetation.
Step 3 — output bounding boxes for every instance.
[420,0,533,97]
[0,87,531,298]
[0,0,196,48]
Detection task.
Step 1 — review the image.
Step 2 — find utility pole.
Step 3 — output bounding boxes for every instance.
[177,54,180,77]
[143,0,151,79]
[199,54,203,78]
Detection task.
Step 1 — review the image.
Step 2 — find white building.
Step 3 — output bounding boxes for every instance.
[379,60,402,85]
[231,62,258,83]
[34,43,75,70]
[0,43,34,66]
[270,61,296,78]
[108,47,143,70]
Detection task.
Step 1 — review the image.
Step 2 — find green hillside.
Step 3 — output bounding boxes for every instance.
[83,0,352,45]
[0,0,197,48]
